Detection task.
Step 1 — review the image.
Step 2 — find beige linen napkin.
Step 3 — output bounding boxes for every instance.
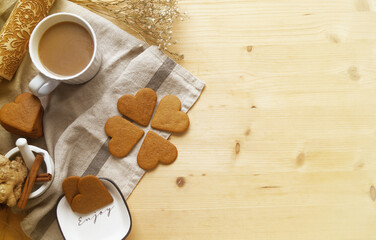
[1,0,204,239]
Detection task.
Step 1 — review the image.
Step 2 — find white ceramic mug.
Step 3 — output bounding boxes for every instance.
[29,12,101,96]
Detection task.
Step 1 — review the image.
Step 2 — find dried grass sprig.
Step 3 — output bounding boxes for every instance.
[69,0,186,60]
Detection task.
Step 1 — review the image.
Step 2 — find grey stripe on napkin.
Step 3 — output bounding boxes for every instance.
[81,138,110,176]
[145,57,176,91]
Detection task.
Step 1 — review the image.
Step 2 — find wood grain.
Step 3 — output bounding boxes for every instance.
[126,0,376,239]
[4,0,376,238]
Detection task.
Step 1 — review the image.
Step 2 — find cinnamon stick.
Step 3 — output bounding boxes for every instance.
[35,173,52,182]
[17,154,44,209]
[37,173,50,178]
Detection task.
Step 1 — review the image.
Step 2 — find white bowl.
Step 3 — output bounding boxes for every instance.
[5,145,54,199]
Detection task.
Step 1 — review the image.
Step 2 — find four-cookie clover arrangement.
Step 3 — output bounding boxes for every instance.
[106,88,189,171]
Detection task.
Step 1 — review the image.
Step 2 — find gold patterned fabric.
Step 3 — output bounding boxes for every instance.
[0,0,55,81]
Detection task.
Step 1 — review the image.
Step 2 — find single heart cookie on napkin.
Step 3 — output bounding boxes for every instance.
[62,176,80,205]
[137,131,178,170]
[62,175,113,214]
[0,93,43,138]
[117,88,157,126]
[151,95,189,133]
[105,116,144,158]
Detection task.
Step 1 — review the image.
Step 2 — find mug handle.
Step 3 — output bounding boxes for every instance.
[29,74,60,96]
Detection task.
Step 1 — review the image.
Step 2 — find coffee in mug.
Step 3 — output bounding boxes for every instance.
[38,21,94,77]
[28,13,101,96]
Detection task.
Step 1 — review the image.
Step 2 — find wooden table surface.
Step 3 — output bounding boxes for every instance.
[4,0,376,239]
[126,0,376,239]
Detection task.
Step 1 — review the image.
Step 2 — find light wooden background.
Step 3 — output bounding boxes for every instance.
[125,0,376,239]
[4,0,376,239]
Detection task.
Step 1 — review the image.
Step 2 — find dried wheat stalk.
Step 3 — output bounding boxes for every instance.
[69,0,186,59]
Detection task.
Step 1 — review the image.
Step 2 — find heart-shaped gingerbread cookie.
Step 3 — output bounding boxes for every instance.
[151,95,189,133]
[117,88,157,126]
[0,93,43,138]
[105,116,144,158]
[137,131,178,170]
[62,176,80,205]
[71,175,113,214]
